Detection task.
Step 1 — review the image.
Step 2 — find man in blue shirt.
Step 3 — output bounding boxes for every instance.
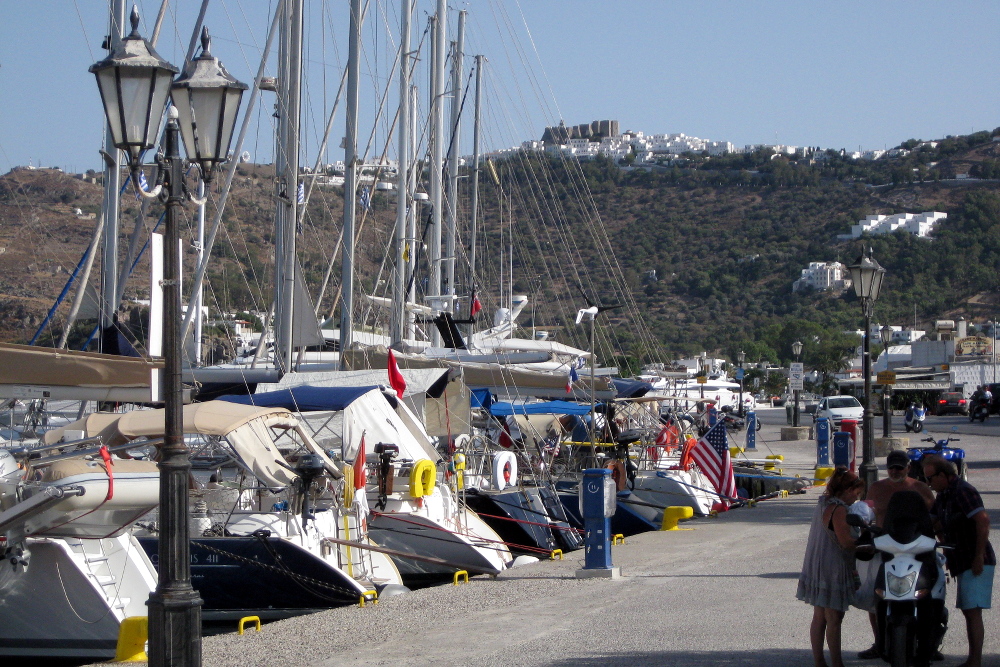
[922,455,995,667]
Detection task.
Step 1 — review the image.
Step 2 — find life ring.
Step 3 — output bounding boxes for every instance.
[678,437,697,470]
[492,450,518,490]
[409,459,437,498]
[606,459,627,492]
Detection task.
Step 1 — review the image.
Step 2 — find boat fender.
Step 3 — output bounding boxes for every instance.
[605,459,627,492]
[679,437,697,470]
[409,459,437,498]
[492,451,518,490]
[453,453,466,490]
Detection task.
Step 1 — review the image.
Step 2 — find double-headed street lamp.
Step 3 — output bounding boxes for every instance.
[737,350,746,417]
[792,340,803,427]
[848,247,887,488]
[90,10,246,666]
[880,324,894,437]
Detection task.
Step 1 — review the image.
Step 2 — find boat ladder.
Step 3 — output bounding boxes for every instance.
[68,538,130,612]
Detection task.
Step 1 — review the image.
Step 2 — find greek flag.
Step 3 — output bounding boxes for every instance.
[297,181,305,204]
[134,170,149,200]
[360,186,371,211]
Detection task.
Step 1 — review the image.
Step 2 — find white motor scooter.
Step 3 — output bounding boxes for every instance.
[851,490,947,667]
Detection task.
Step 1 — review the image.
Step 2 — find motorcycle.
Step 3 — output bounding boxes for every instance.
[969,396,989,423]
[903,404,926,433]
[849,490,948,667]
[907,431,967,482]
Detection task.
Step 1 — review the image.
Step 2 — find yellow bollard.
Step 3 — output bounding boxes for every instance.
[612,534,625,545]
[358,590,379,607]
[764,455,784,471]
[814,466,835,485]
[550,549,563,560]
[453,570,469,586]
[729,446,744,457]
[660,506,694,531]
[114,616,148,662]
[238,616,261,635]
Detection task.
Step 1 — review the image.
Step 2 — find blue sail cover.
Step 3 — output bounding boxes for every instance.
[490,400,593,416]
[219,385,382,412]
[612,378,653,398]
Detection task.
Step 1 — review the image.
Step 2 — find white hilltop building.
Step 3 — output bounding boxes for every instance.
[850,212,946,239]
[792,262,852,293]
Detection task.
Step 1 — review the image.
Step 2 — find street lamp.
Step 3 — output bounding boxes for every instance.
[792,340,803,427]
[848,247,887,488]
[880,324,894,437]
[90,10,245,666]
[737,350,746,417]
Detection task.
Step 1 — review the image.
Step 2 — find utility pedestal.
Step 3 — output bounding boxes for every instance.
[575,468,621,580]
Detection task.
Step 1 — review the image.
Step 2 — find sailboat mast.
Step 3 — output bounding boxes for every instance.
[428,0,447,341]
[406,83,419,340]
[467,54,483,341]
[276,0,303,373]
[340,0,363,365]
[391,0,412,347]
[99,0,126,344]
[445,10,465,313]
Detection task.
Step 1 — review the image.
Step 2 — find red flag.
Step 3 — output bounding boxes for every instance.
[470,293,482,317]
[387,349,406,398]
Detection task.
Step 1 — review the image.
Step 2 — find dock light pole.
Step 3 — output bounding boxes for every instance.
[792,340,803,427]
[880,325,893,437]
[91,12,246,666]
[737,350,746,417]
[848,248,887,489]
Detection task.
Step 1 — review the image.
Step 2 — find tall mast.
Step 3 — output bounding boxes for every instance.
[99,0,126,345]
[429,0,447,341]
[391,0,412,347]
[406,83,419,341]
[445,10,465,313]
[467,54,484,341]
[340,0,363,364]
[275,0,303,373]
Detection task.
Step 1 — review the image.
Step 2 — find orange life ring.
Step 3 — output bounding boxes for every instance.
[679,437,697,470]
[605,459,627,492]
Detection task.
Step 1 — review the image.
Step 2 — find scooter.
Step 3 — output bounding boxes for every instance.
[907,431,966,481]
[850,490,948,667]
[969,397,989,423]
[903,404,926,433]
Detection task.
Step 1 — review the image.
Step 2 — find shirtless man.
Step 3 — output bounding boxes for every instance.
[857,449,935,660]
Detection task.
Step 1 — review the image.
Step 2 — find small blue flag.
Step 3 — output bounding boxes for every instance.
[360,186,371,211]
[297,181,305,204]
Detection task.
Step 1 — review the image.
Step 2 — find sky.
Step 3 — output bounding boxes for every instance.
[1,1,998,175]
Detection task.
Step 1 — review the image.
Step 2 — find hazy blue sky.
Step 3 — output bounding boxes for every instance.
[1,1,997,174]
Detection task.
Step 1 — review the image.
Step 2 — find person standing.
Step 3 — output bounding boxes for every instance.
[922,455,995,667]
[797,467,866,667]
[856,450,936,660]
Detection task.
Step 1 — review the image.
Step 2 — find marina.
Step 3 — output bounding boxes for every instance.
[1,2,999,666]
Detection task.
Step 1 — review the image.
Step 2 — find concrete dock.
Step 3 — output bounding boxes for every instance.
[118,410,1000,666]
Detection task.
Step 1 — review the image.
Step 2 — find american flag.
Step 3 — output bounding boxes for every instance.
[690,421,736,506]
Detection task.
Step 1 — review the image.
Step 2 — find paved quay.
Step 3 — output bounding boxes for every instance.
[121,410,1000,666]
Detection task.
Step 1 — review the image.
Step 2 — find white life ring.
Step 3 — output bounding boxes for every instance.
[492,451,518,490]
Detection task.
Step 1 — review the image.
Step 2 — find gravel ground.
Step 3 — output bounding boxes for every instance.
[99,408,1000,667]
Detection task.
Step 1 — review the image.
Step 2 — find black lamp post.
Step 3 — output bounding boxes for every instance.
[880,324,893,437]
[737,350,746,417]
[792,340,803,427]
[848,247,887,488]
[90,11,245,666]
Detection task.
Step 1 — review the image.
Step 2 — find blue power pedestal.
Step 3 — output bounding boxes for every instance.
[815,417,830,466]
[575,468,621,579]
[745,411,757,450]
[832,431,852,468]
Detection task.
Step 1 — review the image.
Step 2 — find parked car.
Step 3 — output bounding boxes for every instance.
[813,395,864,429]
[936,391,968,416]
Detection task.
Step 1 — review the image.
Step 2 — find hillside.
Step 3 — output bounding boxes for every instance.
[2,130,1000,370]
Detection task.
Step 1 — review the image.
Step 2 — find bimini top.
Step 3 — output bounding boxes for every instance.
[490,400,593,416]
[219,385,388,412]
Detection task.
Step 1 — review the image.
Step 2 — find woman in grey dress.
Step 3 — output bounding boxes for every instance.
[797,467,864,667]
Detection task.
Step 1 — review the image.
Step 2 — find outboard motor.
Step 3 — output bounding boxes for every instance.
[294,454,326,528]
[373,443,399,510]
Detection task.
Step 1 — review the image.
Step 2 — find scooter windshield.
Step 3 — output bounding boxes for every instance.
[883,489,934,544]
